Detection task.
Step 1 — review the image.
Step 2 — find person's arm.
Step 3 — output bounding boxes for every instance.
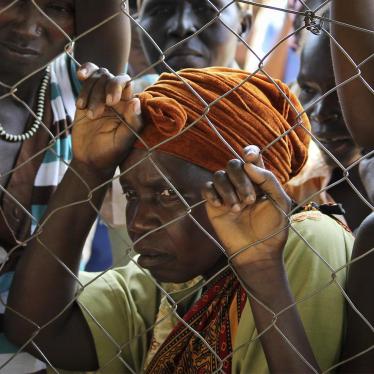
[359,154,374,205]
[339,213,374,372]
[203,146,320,373]
[329,2,374,370]
[75,0,131,74]
[4,64,143,371]
[330,0,374,148]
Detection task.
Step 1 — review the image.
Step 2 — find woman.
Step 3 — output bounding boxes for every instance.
[0,1,129,371]
[5,66,352,373]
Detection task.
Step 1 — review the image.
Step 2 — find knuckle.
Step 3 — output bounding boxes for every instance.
[96,68,112,79]
[111,76,127,87]
[264,170,275,182]
[118,74,131,82]
[98,67,109,75]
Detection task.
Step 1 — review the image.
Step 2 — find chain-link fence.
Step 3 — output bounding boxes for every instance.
[0,0,373,372]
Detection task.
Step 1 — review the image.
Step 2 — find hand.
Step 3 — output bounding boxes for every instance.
[359,154,374,204]
[72,62,144,177]
[202,146,292,270]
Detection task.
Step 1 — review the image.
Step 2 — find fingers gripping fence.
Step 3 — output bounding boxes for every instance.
[0,0,373,372]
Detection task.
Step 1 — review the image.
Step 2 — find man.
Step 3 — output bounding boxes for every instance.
[137,0,252,74]
[0,1,129,371]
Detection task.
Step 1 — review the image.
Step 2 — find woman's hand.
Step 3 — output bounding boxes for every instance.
[72,62,144,178]
[203,146,292,270]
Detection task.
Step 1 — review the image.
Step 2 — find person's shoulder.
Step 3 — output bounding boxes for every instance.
[285,210,354,268]
[290,209,353,242]
[355,212,374,252]
[350,212,374,266]
[79,260,156,298]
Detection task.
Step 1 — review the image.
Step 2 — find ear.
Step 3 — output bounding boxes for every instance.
[239,12,252,39]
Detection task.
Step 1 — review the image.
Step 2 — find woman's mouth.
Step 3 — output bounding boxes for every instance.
[136,248,174,268]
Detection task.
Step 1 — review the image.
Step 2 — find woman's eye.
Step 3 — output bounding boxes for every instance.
[124,190,137,200]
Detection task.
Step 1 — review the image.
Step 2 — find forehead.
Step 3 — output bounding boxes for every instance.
[299,33,332,77]
[120,149,212,188]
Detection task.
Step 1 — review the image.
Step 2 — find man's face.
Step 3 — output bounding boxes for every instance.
[0,0,75,83]
[297,32,361,167]
[138,0,248,74]
[120,149,225,283]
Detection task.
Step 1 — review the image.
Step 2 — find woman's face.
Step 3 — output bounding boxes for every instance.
[138,0,249,74]
[120,149,225,283]
[297,32,361,167]
[0,0,75,82]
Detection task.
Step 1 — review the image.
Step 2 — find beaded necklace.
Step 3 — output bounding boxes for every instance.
[0,66,51,143]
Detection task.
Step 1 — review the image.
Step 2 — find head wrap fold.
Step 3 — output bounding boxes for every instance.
[136,67,310,184]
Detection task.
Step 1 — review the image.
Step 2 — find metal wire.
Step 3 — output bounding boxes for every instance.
[0,0,373,372]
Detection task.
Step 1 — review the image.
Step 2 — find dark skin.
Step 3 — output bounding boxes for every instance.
[297,31,371,231]
[0,0,76,192]
[359,156,374,204]
[122,150,225,283]
[4,66,320,372]
[330,1,374,371]
[0,0,129,186]
[0,0,129,258]
[138,0,251,74]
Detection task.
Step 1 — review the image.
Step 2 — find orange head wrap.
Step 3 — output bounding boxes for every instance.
[135,67,311,185]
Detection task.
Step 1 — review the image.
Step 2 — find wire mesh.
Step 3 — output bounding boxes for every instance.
[0,0,373,372]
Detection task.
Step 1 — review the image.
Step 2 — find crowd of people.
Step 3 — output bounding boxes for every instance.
[0,0,373,373]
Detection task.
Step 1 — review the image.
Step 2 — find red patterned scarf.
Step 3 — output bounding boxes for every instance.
[146,269,247,373]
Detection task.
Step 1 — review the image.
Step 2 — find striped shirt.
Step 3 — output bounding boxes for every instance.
[0,53,79,373]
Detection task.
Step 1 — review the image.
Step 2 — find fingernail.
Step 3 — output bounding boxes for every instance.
[232,204,241,212]
[79,68,87,77]
[106,94,113,105]
[245,149,256,157]
[213,199,222,207]
[76,98,84,108]
[87,110,95,119]
[245,195,255,204]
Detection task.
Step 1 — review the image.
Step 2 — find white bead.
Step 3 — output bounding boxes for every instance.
[0,67,50,143]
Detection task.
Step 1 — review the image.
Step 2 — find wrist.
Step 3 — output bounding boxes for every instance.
[70,159,114,190]
[232,258,288,297]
